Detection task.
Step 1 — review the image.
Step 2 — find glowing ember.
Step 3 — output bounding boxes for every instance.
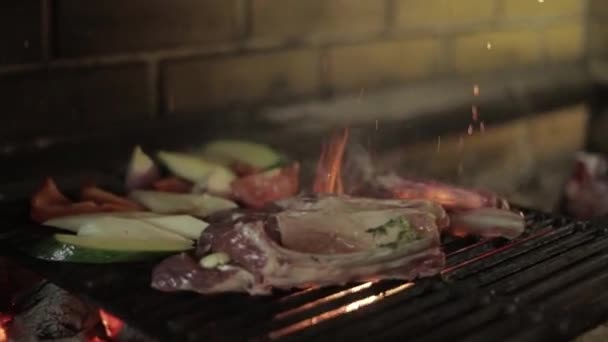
[99,309,124,339]
[467,124,474,135]
[269,283,414,339]
[313,128,349,194]
[473,84,480,96]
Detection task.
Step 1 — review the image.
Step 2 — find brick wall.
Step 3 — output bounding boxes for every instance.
[0,0,588,141]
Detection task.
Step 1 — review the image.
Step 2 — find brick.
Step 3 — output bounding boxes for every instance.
[0,1,42,65]
[328,39,442,92]
[395,0,495,29]
[589,0,608,17]
[252,0,385,40]
[56,0,242,57]
[588,20,608,58]
[502,0,582,19]
[543,23,583,62]
[163,50,320,114]
[452,31,542,73]
[0,64,150,132]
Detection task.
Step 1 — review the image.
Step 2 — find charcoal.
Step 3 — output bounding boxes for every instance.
[7,281,99,341]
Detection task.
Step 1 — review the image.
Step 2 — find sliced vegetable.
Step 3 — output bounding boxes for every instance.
[152,177,193,193]
[142,215,208,240]
[44,212,208,241]
[25,234,192,263]
[130,191,237,217]
[81,185,143,210]
[125,146,160,191]
[31,178,103,223]
[44,212,161,233]
[199,252,231,269]
[231,163,299,208]
[201,140,283,173]
[157,151,236,194]
[76,217,191,243]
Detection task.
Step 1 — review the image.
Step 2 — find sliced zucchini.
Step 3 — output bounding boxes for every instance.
[130,191,237,217]
[201,140,282,170]
[157,151,235,193]
[76,217,191,243]
[25,234,192,263]
[141,215,209,240]
[44,212,162,233]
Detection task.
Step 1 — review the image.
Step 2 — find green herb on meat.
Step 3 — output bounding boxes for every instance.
[366,216,421,249]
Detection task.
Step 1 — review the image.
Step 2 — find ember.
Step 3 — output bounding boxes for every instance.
[99,309,124,340]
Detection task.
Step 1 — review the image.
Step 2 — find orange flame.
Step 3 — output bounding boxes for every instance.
[0,313,11,342]
[99,309,124,339]
[313,128,349,194]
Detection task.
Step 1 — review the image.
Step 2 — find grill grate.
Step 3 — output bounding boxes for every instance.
[4,209,608,341]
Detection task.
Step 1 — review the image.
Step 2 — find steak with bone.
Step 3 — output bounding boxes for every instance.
[152,195,448,295]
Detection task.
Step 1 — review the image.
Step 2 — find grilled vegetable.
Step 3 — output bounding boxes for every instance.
[25,234,193,263]
[201,140,283,174]
[125,146,160,191]
[45,212,208,241]
[231,163,300,208]
[157,151,236,194]
[130,191,237,217]
[141,215,209,240]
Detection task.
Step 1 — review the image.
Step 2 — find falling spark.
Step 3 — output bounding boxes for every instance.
[538,0,544,2]
[473,85,480,96]
[458,136,464,151]
[480,121,486,132]
[458,162,464,176]
[467,124,474,135]
[486,42,492,50]
[375,119,379,130]
[472,105,479,121]
[358,88,365,102]
[436,136,441,152]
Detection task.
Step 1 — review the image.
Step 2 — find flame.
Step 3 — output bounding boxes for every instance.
[269,282,414,339]
[99,309,124,339]
[0,313,12,342]
[313,128,349,194]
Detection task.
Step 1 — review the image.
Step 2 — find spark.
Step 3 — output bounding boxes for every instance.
[467,124,474,135]
[480,121,486,132]
[375,119,379,130]
[473,84,480,96]
[458,136,464,151]
[436,136,441,152]
[472,105,479,121]
[358,88,365,102]
[486,42,492,50]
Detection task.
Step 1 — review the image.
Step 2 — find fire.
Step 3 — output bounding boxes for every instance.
[99,309,124,339]
[313,128,349,194]
[0,313,12,342]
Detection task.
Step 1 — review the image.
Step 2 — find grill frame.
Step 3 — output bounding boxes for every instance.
[3,207,608,342]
